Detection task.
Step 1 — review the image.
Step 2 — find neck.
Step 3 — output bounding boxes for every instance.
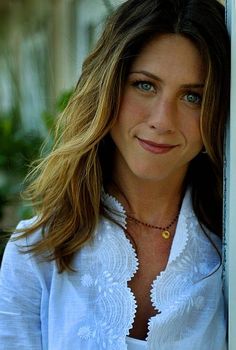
[108,169,186,227]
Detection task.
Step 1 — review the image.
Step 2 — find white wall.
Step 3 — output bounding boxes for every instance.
[225,0,236,348]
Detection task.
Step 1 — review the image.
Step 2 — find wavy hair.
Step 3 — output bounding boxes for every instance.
[17,0,230,272]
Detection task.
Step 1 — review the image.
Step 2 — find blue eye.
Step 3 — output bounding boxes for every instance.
[132,80,155,93]
[184,92,202,105]
[139,82,153,91]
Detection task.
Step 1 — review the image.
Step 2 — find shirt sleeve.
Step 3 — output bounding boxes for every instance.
[0,222,43,349]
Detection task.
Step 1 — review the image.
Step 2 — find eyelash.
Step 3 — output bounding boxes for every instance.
[131,80,156,93]
[183,92,202,105]
[131,79,202,105]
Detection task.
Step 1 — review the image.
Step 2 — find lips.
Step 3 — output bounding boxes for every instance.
[137,137,177,154]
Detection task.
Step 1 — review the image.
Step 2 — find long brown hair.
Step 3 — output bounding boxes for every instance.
[17,0,230,272]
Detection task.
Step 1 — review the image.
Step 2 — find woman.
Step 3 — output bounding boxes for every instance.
[0,0,230,349]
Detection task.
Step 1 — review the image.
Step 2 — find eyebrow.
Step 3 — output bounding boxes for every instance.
[129,70,205,89]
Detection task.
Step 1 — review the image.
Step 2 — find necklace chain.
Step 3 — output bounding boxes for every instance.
[126,211,180,239]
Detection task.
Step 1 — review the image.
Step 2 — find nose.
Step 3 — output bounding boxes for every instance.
[147,97,176,134]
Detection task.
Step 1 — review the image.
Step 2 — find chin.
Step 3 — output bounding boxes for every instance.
[130,166,171,182]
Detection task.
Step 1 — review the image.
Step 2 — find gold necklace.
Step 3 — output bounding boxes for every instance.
[126,212,179,239]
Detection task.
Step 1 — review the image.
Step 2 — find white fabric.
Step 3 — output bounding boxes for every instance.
[0,190,227,350]
[126,336,147,350]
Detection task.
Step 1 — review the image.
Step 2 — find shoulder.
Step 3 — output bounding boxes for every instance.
[4,217,45,267]
[184,188,222,247]
[2,217,54,290]
[14,216,43,244]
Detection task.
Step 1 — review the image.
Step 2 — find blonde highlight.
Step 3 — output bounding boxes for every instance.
[14,0,230,271]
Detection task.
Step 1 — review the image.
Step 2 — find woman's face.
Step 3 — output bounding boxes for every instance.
[110,34,205,184]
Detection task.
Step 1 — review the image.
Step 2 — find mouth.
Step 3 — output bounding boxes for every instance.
[137,137,177,154]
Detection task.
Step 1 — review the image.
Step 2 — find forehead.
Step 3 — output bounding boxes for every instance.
[130,34,206,84]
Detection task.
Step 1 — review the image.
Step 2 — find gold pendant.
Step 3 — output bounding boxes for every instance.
[162,230,170,239]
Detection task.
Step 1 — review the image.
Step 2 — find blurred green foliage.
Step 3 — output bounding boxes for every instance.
[0,89,73,261]
[0,109,43,205]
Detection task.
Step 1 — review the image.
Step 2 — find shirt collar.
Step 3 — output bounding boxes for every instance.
[101,188,194,263]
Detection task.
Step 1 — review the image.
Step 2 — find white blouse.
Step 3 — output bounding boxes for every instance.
[126,336,147,349]
[0,190,227,350]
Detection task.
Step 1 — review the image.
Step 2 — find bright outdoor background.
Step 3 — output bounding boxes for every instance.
[0,0,124,258]
[0,0,225,258]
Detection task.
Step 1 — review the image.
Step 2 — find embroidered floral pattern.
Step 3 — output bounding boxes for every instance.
[77,326,92,340]
[74,190,222,350]
[75,193,139,349]
[81,274,94,287]
[146,196,222,349]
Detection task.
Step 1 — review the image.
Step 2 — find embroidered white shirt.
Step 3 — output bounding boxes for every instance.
[126,336,147,349]
[0,191,227,350]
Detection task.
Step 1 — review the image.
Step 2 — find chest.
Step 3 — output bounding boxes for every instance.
[45,220,223,349]
[127,231,174,339]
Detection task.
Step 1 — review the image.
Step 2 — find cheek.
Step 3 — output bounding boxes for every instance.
[110,95,141,154]
[180,113,203,144]
[117,91,147,127]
